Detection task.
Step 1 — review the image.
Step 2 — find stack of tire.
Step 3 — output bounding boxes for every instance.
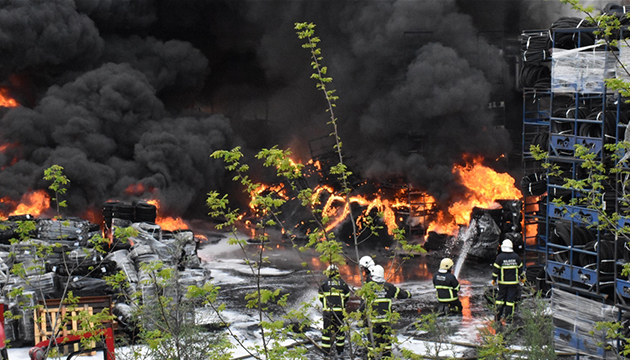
[134,201,157,224]
[526,264,551,297]
[549,220,595,266]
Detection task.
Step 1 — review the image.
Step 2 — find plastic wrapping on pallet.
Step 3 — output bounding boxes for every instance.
[552,288,619,356]
[134,222,162,241]
[0,258,9,284]
[130,223,177,262]
[178,268,211,288]
[128,244,160,268]
[113,302,135,327]
[467,213,501,261]
[59,275,114,296]
[8,291,35,344]
[618,43,630,83]
[11,240,51,262]
[551,46,615,93]
[36,218,91,244]
[46,260,117,278]
[105,249,139,283]
[5,272,58,297]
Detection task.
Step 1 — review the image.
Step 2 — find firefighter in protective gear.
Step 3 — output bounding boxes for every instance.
[433,258,462,315]
[362,265,411,359]
[359,255,375,282]
[318,264,351,357]
[492,239,523,322]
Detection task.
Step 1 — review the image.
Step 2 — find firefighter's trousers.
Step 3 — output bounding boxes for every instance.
[496,284,519,321]
[322,310,345,355]
[368,321,392,359]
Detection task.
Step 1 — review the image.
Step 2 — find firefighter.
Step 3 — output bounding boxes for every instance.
[363,264,411,359]
[432,258,462,315]
[318,264,351,358]
[359,255,375,282]
[491,239,524,322]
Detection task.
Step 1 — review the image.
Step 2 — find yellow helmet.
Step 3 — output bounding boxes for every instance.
[440,258,454,271]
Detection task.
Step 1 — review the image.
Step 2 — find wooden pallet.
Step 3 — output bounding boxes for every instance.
[33,304,96,356]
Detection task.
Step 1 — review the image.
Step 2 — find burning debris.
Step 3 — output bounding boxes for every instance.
[241,151,523,260]
[0,0,527,225]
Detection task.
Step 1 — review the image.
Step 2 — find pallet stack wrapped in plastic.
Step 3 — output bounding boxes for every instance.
[0,210,210,345]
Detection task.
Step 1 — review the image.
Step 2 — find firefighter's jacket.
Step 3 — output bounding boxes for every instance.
[432,271,460,302]
[318,276,350,312]
[492,252,523,285]
[364,280,411,324]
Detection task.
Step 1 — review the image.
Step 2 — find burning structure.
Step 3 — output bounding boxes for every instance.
[0,0,536,225]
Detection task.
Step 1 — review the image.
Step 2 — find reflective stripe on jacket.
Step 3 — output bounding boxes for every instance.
[492,252,523,285]
[367,281,411,323]
[319,277,350,312]
[433,272,460,302]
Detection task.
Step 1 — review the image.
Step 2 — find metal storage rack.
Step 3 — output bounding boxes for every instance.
[521,25,629,358]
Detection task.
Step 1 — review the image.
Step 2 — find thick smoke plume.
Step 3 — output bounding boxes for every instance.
[0,0,588,219]
[0,0,234,218]
[242,0,511,203]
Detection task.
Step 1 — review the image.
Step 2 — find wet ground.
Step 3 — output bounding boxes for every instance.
[196,228,504,359]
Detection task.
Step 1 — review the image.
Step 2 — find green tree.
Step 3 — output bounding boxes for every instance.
[528,0,630,356]
[3,165,114,359]
[206,22,424,360]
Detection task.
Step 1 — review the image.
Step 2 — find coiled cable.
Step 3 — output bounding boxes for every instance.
[521,30,552,63]
[551,17,596,49]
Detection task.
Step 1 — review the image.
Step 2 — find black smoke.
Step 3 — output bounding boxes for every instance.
[0,0,234,218]
[0,0,604,219]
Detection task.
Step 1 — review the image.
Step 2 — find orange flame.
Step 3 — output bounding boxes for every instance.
[2,190,51,217]
[426,156,522,236]
[0,88,18,108]
[249,183,289,213]
[252,155,521,239]
[317,188,405,236]
[146,199,189,231]
[125,183,154,196]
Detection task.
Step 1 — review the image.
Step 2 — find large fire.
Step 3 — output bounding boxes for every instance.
[0,190,50,218]
[426,156,522,236]
[146,199,189,231]
[303,155,522,238]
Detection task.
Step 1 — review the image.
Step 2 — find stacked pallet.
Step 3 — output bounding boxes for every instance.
[0,206,209,347]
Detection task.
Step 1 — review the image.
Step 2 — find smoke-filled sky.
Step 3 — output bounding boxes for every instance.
[0,0,621,219]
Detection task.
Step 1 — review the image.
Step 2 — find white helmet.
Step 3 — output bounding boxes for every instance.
[325,264,339,276]
[501,239,513,253]
[359,256,375,270]
[370,265,385,283]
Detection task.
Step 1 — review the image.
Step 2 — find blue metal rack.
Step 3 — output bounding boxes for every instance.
[521,25,630,358]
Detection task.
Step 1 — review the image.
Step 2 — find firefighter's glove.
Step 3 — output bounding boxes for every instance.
[520,278,526,285]
[491,280,496,287]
